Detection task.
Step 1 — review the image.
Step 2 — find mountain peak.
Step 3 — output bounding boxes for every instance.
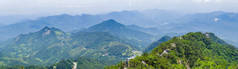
[41,26,62,32]
[99,19,125,27]
[41,26,50,31]
[88,19,125,30]
[144,36,171,52]
[39,26,64,36]
[159,36,171,41]
[104,19,117,22]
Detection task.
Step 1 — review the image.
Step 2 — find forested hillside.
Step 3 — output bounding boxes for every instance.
[0,26,139,66]
[107,32,238,69]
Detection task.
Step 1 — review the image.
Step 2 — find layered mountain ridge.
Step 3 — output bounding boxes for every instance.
[0,20,150,66]
[1,10,238,47]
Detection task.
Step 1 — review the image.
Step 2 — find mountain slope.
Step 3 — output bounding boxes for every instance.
[86,19,154,49]
[107,32,238,69]
[87,19,152,40]
[0,27,137,66]
[69,31,136,61]
[0,26,72,65]
[144,36,171,52]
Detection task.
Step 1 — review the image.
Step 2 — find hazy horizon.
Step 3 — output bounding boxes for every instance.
[1,0,238,25]
[1,0,238,16]
[0,9,236,25]
[0,0,238,68]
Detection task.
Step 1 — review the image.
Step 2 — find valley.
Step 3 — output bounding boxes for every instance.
[0,9,237,69]
[0,19,237,69]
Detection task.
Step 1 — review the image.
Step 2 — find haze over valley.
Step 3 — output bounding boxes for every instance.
[0,0,238,69]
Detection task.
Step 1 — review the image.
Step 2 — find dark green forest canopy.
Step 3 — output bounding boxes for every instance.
[107,32,238,69]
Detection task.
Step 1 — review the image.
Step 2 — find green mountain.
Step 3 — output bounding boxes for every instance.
[144,36,171,52]
[86,19,154,49]
[0,26,71,65]
[0,26,137,66]
[69,32,137,64]
[107,32,238,69]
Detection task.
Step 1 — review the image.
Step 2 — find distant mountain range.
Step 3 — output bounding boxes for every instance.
[0,10,237,47]
[168,11,238,45]
[0,15,30,25]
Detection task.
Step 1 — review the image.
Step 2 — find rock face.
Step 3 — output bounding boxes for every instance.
[160,49,169,56]
[72,62,77,69]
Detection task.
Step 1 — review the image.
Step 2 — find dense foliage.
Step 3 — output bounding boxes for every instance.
[0,26,138,66]
[107,32,238,69]
[0,65,48,69]
[0,57,104,69]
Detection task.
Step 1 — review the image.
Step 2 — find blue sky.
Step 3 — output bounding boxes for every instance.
[0,0,237,16]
